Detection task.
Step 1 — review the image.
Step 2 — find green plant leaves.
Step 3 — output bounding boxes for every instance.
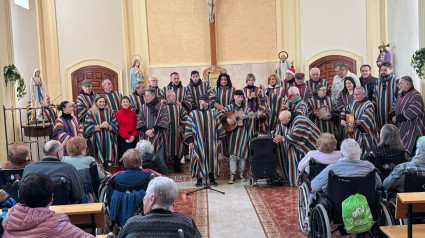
[3,64,27,100]
[411,48,425,80]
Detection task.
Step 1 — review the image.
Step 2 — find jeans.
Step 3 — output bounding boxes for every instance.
[229,154,246,175]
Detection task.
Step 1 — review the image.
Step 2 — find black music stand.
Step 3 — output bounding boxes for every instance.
[186,176,225,195]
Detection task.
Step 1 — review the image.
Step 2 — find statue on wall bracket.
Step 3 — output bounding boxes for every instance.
[203,65,227,88]
[275,51,294,81]
[376,41,391,69]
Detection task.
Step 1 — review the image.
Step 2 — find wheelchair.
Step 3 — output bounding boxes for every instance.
[367,150,408,181]
[386,170,425,225]
[297,158,328,234]
[303,169,392,237]
[98,171,153,234]
[0,169,24,202]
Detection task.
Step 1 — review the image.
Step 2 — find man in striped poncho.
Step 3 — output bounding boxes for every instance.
[273,110,320,186]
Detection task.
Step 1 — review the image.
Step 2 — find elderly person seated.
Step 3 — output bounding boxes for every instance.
[114,148,155,186]
[62,137,107,182]
[298,133,342,174]
[4,143,33,169]
[364,124,407,180]
[118,177,202,238]
[2,173,94,237]
[383,136,425,193]
[135,140,168,175]
[311,138,382,193]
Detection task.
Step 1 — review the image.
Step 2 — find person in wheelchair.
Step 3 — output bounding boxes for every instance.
[4,142,33,169]
[114,149,155,186]
[384,136,425,193]
[118,177,201,238]
[298,133,341,175]
[364,124,408,180]
[311,138,382,193]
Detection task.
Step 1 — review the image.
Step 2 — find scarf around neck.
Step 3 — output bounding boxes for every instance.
[146,97,159,116]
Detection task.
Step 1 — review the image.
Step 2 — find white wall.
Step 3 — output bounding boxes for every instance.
[10,0,39,107]
[387,0,419,87]
[300,0,367,72]
[55,0,126,99]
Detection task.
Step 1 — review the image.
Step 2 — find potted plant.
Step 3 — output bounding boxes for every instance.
[411,48,425,80]
[3,64,26,100]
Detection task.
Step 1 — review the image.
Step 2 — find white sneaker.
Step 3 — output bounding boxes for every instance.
[228,175,235,184]
[240,173,247,182]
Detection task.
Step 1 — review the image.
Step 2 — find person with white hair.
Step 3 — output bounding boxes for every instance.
[311,138,382,193]
[135,139,168,175]
[282,86,308,116]
[129,80,145,114]
[148,75,165,99]
[306,67,328,95]
[118,177,202,238]
[383,136,425,193]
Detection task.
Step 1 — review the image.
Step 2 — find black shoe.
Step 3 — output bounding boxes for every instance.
[210,179,218,187]
[173,157,184,173]
[195,178,203,187]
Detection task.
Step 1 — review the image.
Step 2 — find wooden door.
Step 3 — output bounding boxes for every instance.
[71,66,118,102]
[309,55,357,86]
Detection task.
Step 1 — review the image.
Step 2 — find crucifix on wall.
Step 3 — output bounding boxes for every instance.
[203,0,227,86]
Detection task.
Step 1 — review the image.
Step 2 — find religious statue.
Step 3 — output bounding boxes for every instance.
[207,0,215,23]
[275,51,294,82]
[376,41,391,69]
[28,68,46,122]
[130,54,145,92]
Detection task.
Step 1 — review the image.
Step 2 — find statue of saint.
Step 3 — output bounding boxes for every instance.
[207,0,215,23]
[130,58,145,92]
[275,51,293,82]
[376,42,391,69]
[29,69,46,122]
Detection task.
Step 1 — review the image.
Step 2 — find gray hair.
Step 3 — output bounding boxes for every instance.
[401,76,413,86]
[146,87,157,96]
[166,90,176,98]
[101,78,111,88]
[336,63,346,70]
[340,139,362,160]
[136,140,154,155]
[310,67,320,75]
[354,87,365,93]
[416,136,425,155]
[134,80,145,90]
[43,140,63,157]
[379,124,404,150]
[149,75,158,81]
[288,86,300,96]
[146,177,178,211]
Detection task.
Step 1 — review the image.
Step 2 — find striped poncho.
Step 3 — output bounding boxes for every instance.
[264,93,285,133]
[209,87,235,109]
[84,108,118,164]
[184,109,226,179]
[103,91,122,112]
[137,102,169,154]
[163,83,192,111]
[166,103,188,156]
[273,115,320,186]
[218,102,255,159]
[373,74,399,131]
[341,98,377,157]
[307,95,336,135]
[306,78,328,95]
[185,80,211,110]
[76,92,97,122]
[52,115,83,155]
[129,92,145,114]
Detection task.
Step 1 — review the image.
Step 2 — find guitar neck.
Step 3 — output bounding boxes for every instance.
[237,112,258,120]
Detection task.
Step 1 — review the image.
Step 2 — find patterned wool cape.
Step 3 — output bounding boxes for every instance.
[273,115,320,186]
[307,95,336,135]
[84,108,118,164]
[163,83,192,111]
[390,89,425,154]
[341,98,377,157]
[103,91,122,112]
[137,102,169,154]
[76,92,97,122]
[52,115,83,156]
[166,103,188,156]
[218,102,255,159]
[184,109,226,179]
[209,87,235,109]
[186,81,211,110]
[373,74,399,131]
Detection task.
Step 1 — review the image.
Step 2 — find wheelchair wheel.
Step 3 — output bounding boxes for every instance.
[310,204,331,238]
[379,202,393,226]
[98,184,109,213]
[387,200,403,225]
[298,182,310,234]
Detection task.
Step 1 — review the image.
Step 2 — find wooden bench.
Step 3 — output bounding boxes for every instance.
[49,203,105,236]
[380,192,425,238]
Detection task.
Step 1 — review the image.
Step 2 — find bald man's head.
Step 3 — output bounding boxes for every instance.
[279,110,292,125]
[43,140,63,158]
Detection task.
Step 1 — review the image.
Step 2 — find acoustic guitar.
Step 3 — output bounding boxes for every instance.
[222,111,260,132]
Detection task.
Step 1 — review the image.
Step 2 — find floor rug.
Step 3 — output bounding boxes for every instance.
[245,185,308,238]
[174,189,209,238]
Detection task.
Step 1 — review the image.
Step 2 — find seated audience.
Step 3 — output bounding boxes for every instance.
[118,177,202,238]
[298,133,342,174]
[2,173,94,238]
[311,138,382,193]
[4,143,33,169]
[62,137,107,181]
[135,140,168,175]
[383,136,425,193]
[364,124,407,180]
[114,149,155,186]
[22,141,83,204]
